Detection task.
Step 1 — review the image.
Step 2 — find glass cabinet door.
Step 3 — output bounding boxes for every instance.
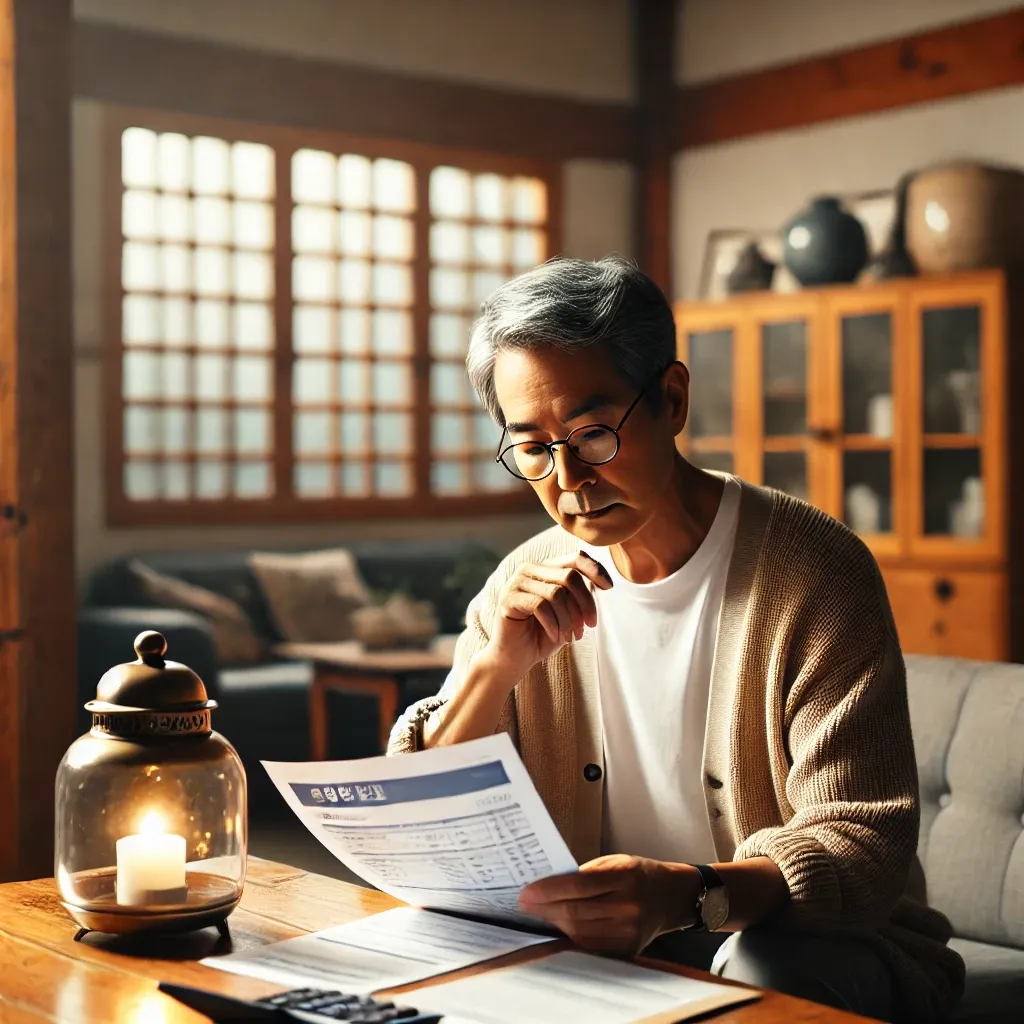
[910,280,1004,560]
[761,318,810,502]
[824,295,903,556]
[678,318,737,476]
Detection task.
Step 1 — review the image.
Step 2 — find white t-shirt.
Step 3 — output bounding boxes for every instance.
[582,477,741,865]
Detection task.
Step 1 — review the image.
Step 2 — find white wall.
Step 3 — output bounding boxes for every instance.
[72,2,636,580]
[672,0,1024,300]
[75,0,634,104]
[676,0,1023,85]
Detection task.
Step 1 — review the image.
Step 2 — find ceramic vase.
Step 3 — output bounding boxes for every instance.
[905,162,1024,273]
[726,242,776,294]
[782,197,869,287]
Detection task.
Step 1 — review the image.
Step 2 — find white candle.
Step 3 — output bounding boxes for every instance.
[115,813,187,906]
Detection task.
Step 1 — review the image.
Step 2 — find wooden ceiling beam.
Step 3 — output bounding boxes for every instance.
[675,7,1024,150]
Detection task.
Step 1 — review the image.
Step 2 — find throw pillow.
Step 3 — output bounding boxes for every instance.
[129,560,265,665]
[249,548,372,643]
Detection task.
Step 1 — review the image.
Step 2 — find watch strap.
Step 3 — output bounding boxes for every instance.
[687,864,725,932]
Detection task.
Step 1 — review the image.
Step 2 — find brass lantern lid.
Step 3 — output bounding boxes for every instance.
[86,631,218,717]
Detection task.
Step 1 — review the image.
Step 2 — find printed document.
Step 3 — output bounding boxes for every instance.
[261,733,577,923]
[203,906,554,994]
[405,950,761,1024]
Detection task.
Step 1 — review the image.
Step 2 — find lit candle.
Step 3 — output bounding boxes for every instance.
[115,812,187,906]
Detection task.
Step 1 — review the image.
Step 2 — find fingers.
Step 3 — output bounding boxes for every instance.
[567,551,614,591]
[521,565,597,633]
[521,868,622,905]
[501,588,561,645]
[520,893,644,956]
[516,576,582,641]
[498,551,613,649]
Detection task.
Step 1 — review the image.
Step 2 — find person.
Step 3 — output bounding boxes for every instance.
[388,257,963,1022]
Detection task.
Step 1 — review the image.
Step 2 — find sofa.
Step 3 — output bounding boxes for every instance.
[905,654,1024,1023]
[77,540,498,815]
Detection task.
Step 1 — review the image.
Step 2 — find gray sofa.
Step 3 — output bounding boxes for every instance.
[905,654,1024,1023]
[77,540,498,815]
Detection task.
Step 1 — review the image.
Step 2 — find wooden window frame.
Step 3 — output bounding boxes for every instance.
[103,105,561,526]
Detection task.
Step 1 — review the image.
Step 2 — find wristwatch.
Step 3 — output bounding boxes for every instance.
[687,864,729,932]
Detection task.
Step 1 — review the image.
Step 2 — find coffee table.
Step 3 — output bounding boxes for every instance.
[0,857,874,1022]
[277,636,458,758]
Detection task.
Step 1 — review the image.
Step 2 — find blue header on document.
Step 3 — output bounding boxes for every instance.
[289,760,510,808]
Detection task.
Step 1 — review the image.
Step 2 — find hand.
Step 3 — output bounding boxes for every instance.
[484,552,612,683]
[518,855,700,957]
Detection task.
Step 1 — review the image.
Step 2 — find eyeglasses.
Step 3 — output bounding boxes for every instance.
[495,385,650,482]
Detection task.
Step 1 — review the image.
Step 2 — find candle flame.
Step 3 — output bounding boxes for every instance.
[138,811,166,835]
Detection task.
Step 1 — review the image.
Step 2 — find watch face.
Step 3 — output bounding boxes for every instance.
[702,885,729,932]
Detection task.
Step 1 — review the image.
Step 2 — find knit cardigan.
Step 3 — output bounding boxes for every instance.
[389,479,965,1023]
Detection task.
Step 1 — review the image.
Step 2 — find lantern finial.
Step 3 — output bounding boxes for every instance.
[134,630,168,664]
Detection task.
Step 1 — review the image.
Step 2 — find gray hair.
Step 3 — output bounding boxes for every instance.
[466,256,675,425]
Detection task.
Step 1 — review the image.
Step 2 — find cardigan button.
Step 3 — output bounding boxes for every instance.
[706,774,723,790]
[711,807,722,819]
[583,763,602,782]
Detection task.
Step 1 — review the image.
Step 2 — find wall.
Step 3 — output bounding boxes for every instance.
[75,0,633,103]
[72,2,636,580]
[672,0,1024,299]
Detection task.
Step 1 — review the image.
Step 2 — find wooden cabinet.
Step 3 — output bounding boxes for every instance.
[675,270,1017,661]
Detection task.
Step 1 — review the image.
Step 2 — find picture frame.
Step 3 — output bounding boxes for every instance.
[698,228,798,301]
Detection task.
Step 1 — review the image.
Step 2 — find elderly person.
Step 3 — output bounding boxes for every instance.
[389,257,962,1022]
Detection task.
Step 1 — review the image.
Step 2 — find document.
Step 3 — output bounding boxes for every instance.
[405,950,761,1024]
[203,906,554,994]
[261,733,577,923]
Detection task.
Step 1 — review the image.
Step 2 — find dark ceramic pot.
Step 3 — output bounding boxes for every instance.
[782,196,869,287]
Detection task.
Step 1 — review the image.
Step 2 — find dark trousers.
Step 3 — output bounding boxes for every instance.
[644,926,895,1022]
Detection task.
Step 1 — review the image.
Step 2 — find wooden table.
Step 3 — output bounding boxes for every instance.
[277,636,458,758]
[0,857,873,1023]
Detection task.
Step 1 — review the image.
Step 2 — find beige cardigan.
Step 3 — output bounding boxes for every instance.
[390,480,964,1022]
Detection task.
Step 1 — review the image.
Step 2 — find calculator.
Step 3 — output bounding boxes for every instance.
[157,981,461,1023]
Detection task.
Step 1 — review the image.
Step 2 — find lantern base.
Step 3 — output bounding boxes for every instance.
[60,867,241,938]
[72,917,232,942]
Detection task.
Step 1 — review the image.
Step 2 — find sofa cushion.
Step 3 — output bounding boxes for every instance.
[130,560,265,665]
[83,550,282,641]
[905,655,1024,949]
[250,548,371,643]
[949,937,1024,1023]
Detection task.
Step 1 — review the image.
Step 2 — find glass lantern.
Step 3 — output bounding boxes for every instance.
[55,630,247,938]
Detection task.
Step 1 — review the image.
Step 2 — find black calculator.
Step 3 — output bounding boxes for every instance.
[158,982,451,1023]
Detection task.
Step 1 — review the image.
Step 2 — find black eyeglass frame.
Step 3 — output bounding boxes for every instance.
[494,375,659,482]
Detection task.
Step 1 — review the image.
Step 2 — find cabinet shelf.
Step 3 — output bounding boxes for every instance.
[922,433,982,448]
[842,435,894,451]
[762,436,807,452]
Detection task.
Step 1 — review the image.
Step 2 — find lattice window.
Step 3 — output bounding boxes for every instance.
[291,149,417,499]
[108,111,558,525]
[429,167,547,496]
[119,127,277,502]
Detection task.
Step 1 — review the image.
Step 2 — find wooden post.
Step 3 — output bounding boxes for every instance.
[0,0,75,881]
[631,0,676,297]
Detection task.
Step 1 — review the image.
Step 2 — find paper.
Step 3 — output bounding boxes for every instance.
[203,906,554,994]
[406,950,760,1024]
[262,733,577,923]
